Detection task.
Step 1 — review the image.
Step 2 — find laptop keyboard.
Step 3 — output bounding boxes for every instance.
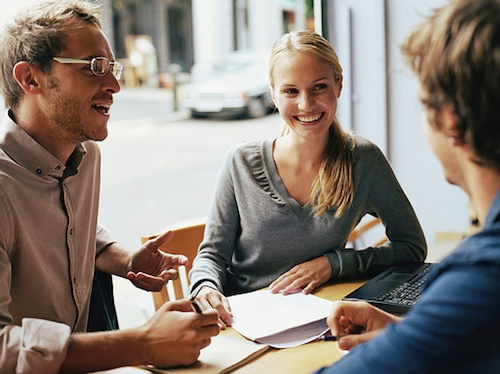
[376,264,432,307]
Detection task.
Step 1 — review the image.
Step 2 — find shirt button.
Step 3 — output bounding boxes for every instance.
[36,168,42,175]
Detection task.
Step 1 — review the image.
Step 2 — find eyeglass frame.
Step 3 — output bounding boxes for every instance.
[52,56,124,80]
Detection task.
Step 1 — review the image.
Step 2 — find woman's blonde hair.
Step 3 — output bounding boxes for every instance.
[269,30,355,217]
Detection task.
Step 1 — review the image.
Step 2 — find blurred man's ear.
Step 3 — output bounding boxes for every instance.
[441,104,464,146]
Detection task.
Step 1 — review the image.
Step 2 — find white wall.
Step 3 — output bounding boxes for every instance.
[386,0,469,246]
[190,0,234,80]
[247,0,283,51]
[328,0,387,153]
[327,0,470,251]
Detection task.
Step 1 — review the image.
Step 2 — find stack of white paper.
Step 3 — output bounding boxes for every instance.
[228,290,335,348]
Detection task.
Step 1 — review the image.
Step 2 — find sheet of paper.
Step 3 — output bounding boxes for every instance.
[257,318,330,348]
[228,290,335,348]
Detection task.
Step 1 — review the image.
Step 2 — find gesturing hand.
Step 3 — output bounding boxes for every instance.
[127,230,188,291]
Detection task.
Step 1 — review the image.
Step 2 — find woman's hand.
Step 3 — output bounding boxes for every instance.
[195,286,233,328]
[269,256,331,295]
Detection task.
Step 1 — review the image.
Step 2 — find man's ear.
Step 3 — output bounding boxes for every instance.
[441,104,464,146]
[12,61,43,94]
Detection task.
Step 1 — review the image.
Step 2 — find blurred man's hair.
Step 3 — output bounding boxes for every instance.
[401,0,500,168]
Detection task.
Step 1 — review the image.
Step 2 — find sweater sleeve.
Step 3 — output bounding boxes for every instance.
[189,146,242,295]
[334,140,427,278]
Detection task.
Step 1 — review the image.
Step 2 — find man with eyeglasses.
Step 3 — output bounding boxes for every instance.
[0,1,219,373]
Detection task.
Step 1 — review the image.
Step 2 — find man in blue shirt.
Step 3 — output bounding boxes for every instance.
[316,0,500,372]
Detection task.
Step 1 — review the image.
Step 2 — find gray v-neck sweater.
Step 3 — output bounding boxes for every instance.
[190,136,426,296]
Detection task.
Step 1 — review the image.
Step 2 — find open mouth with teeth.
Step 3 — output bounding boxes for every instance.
[92,104,111,115]
[295,113,324,124]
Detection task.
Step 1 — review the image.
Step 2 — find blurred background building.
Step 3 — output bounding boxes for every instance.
[101,0,317,89]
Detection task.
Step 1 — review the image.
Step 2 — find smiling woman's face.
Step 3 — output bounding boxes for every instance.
[271,52,342,142]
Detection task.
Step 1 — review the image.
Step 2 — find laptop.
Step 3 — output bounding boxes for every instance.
[343,262,433,315]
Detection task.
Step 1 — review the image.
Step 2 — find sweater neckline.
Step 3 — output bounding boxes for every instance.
[261,139,312,212]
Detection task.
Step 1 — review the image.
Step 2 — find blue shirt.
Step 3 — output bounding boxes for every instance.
[316,191,500,373]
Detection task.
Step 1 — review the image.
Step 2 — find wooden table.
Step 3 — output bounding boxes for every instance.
[98,280,365,374]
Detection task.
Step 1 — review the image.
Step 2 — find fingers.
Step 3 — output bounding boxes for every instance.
[162,300,221,330]
[127,269,182,291]
[337,330,380,350]
[269,272,318,295]
[269,257,330,295]
[198,309,221,328]
[144,301,220,368]
[328,301,372,336]
[197,287,233,327]
[268,273,285,292]
[145,230,175,250]
[162,299,195,313]
[327,300,399,351]
[168,254,189,267]
[269,272,300,294]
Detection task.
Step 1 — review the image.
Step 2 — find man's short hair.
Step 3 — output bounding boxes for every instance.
[401,0,500,169]
[0,0,103,110]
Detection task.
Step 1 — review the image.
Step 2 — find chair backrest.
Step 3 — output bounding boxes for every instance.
[144,217,385,310]
[348,217,388,249]
[141,219,205,310]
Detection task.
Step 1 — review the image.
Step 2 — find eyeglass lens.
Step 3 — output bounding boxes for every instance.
[91,57,123,79]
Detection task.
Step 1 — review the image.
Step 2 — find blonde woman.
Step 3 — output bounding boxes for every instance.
[190,30,426,327]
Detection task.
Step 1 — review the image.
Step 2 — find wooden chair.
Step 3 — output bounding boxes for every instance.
[141,219,205,311]
[145,217,386,310]
[348,217,388,249]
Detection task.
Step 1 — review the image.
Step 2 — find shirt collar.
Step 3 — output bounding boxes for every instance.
[0,110,87,178]
[484,190,500,228]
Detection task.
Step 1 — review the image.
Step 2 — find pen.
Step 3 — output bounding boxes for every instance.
[190,295,203,314]
[317,335,338,341]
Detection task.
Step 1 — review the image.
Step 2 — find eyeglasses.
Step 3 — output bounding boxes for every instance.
[52,56,124,80]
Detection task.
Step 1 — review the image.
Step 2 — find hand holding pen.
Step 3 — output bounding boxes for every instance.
[190,295,204,313]
[326,301,401,350]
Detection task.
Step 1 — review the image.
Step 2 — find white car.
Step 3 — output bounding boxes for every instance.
[180,51,275,119]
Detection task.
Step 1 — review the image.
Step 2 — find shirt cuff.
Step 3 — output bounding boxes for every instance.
[17,318,71,374]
